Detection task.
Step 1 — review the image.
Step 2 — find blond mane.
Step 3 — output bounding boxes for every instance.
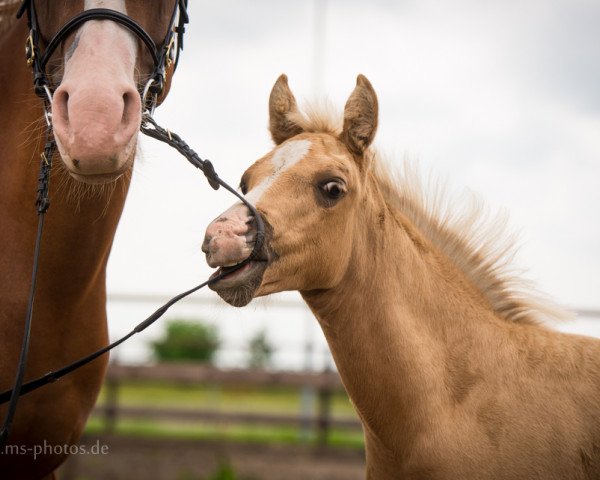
[286,102,570,325]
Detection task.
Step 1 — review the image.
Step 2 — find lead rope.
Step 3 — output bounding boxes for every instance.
[0,117,264,445]
[1,0,203,449]
[0,126,55,445]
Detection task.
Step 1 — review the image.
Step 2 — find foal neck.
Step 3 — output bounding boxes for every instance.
[301,172,512,461]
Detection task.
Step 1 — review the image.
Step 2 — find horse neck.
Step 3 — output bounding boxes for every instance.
[301,172,510,456]
[0,20,131,306]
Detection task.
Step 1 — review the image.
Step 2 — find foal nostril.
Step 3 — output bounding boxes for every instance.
[201,236,212,255]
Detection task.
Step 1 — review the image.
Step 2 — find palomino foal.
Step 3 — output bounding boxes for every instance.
[0,1,183,478]
[203,75,600,479]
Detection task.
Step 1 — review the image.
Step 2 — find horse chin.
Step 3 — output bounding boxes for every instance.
[209,260,268,307]
[68,170,127,185]
[61,151,134,184]
[55,136,136,185]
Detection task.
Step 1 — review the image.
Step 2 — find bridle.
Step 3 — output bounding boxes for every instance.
[16,0,189,112]
[0,0,265,446]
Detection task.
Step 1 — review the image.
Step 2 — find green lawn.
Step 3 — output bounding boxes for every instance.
[97,381,356,414]
[88,381,364,449]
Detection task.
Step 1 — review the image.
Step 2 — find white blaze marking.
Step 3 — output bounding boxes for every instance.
[245,140,312,205]
[78,0,136,66]
[84,0,127,12]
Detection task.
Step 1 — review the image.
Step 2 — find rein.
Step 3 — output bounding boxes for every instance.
[0,1,264,446]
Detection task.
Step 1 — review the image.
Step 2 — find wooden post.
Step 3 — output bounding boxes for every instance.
[103,367,119,434]
[300,384,316,443]
[316,370,333,447]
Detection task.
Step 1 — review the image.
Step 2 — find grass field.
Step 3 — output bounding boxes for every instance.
[87,381,364,448]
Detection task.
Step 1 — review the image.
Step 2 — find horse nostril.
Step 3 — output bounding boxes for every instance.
[72,159,80,168]
[121,89,139,125]
[52,88,70,126]
[201,236,212,254]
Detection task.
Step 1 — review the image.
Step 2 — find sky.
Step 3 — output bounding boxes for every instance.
[104,0,600,365]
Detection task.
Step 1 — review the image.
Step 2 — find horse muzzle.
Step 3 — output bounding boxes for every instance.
[202,203,271,307]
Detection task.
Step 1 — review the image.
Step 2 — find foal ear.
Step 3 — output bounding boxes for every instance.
[269,74,304,145]
[340,75,378,160]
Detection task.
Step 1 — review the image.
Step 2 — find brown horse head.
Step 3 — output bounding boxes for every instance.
[203,74,379,306]
[33,0,179,183]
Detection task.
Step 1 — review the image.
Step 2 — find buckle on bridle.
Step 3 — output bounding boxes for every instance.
[25,33,35,66]
[41,85,53,127]
[141,77,161,117]
[165,32,176,69]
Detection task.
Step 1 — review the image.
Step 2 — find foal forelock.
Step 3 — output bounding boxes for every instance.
[284,102,570,325]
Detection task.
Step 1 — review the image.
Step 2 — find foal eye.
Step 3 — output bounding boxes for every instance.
[320,180,346,201]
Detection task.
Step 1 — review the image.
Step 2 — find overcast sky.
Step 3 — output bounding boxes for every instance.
[106,0,600,343]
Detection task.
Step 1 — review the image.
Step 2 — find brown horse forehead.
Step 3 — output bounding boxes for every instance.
[124,0,178,42]
[34,0,177,43]
[33,0,84,37]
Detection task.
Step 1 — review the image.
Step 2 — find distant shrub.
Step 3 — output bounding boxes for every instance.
[247,329,274,369]
[204,458,260,480]
[206,460,236,480]
[152,319,220,364]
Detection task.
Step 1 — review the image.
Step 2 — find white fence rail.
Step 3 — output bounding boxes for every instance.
[106,292,600,369]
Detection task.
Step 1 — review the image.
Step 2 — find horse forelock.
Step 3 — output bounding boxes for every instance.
[284,101,570,326]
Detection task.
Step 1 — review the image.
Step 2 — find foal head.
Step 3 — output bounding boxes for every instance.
[31,0,181,183]
[203,74,379,306]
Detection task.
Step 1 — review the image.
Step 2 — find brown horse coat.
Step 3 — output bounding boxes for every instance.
[0,2,179,478]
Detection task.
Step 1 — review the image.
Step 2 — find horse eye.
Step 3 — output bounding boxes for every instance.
[320,180,346,201]
[239,180,248,195]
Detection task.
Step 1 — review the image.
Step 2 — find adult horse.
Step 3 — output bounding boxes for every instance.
[202,74,600,479]
[0,1,185,478]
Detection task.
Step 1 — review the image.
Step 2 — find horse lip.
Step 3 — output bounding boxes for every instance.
[207,245,272,307]
[210,256,269,281]
[66,155,133,184]
[208,259,268,305]
[69,171,125,184]
[210,235,271,272]
[206,216,273,306]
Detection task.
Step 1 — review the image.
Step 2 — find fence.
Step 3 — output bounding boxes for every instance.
[106,292,333,370]
[95,363,362,446]
[106,292,600,371]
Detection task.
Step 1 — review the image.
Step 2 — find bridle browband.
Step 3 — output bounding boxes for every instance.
[16,0,189,107]
[0,1,265,447]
